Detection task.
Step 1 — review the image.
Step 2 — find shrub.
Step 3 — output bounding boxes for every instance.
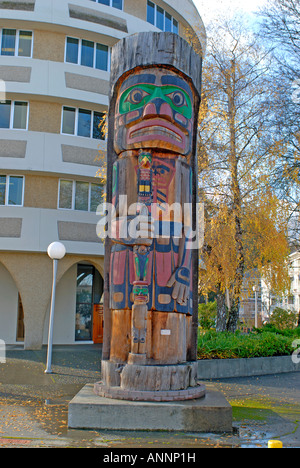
[255,323,300,338]
[270,307,298,330]
[198,301,217,330]
[197,329,295,359]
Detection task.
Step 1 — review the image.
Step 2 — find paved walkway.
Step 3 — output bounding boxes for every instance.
[0,345,299,448]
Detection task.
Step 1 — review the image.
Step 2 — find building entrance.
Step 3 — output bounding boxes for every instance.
[16,294,24,341]
[75,264,104,342]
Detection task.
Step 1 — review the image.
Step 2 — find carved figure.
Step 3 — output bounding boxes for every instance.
[99,32,203,398]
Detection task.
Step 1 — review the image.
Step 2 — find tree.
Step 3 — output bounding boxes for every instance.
[258,0,300,248]
[198,16,290,331]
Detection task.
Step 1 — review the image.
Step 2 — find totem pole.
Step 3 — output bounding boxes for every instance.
[95,32,204,400]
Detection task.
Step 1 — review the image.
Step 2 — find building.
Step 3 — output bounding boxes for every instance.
[0,0,206,349]
[261,251,300,319]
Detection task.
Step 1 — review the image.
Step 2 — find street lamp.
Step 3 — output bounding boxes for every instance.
[253,285,259,328]
[45,242,66,374]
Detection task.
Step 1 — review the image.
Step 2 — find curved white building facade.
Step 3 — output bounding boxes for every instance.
[0,0,205,349]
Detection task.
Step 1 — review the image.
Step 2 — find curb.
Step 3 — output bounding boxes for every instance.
[198,355,300,379]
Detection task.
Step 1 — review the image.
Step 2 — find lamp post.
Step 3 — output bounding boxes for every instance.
[253,285,259,328]
[45,242,66,374]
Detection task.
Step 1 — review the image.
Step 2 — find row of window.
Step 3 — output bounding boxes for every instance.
[0,28,111,72]
[90,0,180,23]
[147,1,179,34]
[90,0,123,9]
[0,29,33,58]
[0,175,104,213]
[1,3,179,61]
[65,37,110,71]
[0,101,106,140]
[0,101,29,130]
[61,107,106,139]
[58,180,104,212]
[0,175,24,207]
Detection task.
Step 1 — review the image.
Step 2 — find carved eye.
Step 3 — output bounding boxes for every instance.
[126,88,150,105]
[167,91,187,107]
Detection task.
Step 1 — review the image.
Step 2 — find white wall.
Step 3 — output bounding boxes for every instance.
[43,264,77,344]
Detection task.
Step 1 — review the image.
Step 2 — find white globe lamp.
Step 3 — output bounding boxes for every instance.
[47,242,66,260]
[45,242,66,373]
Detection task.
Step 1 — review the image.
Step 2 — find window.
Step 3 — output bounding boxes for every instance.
[1,29,15,56]
[0,29,33,57]
[61,106,106,140]
[65,37,79,64]
[93,111,106,139]
[77,109,92,138]
[96,43,109,71]
[58,180,104,212]
[81,40,94,68]
[112,0,122,9]
[90,183,104,212]
[13,102,28,129]
[75,181,89,211]
[0,101,28,130]
[90,0,123,10]
[58,180,73,209]
[173,19,179,35]
[165,12,172,32]
[65,36,110,71]
[147,1,179,34]
[0,101,11,128]
[288,295,295,305]
[0,175,24,206]
[75,264,94,341]
[61,106,75,135]
[147,0,155,24]
[156,6,164,30]
[18,31,33,57]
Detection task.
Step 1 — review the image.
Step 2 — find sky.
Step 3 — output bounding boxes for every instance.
[192,0,268,24]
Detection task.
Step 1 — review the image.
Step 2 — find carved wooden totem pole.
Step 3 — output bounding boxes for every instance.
[95,32,205,400]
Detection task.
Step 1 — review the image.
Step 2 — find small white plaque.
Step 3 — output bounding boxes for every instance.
[160,329,171,336]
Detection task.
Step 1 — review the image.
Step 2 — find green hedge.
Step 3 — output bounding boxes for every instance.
[197,328,300,359]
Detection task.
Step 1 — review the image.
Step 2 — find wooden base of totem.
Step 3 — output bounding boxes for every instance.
[98,359,205,402]
[94,381,206,402]
[109,310,194,365]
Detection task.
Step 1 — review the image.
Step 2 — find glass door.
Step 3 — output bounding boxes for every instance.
[16,294,24,341]
[75,265,94,341]
[75,264,104,342]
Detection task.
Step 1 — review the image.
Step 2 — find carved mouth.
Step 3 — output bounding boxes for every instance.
[127,118,186,150]
[130,126,183,144]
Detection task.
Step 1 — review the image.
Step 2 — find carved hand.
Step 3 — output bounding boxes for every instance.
[167,267,190,306]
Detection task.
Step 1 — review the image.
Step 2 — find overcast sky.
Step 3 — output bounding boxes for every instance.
[192,0,268,23]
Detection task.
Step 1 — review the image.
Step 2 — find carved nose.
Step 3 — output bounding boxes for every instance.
[143,98,173,118]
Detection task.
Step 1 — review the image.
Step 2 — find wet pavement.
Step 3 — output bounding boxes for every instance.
[0,344,299,448]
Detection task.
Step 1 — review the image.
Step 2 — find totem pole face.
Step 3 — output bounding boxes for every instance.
[114,67,195,157]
